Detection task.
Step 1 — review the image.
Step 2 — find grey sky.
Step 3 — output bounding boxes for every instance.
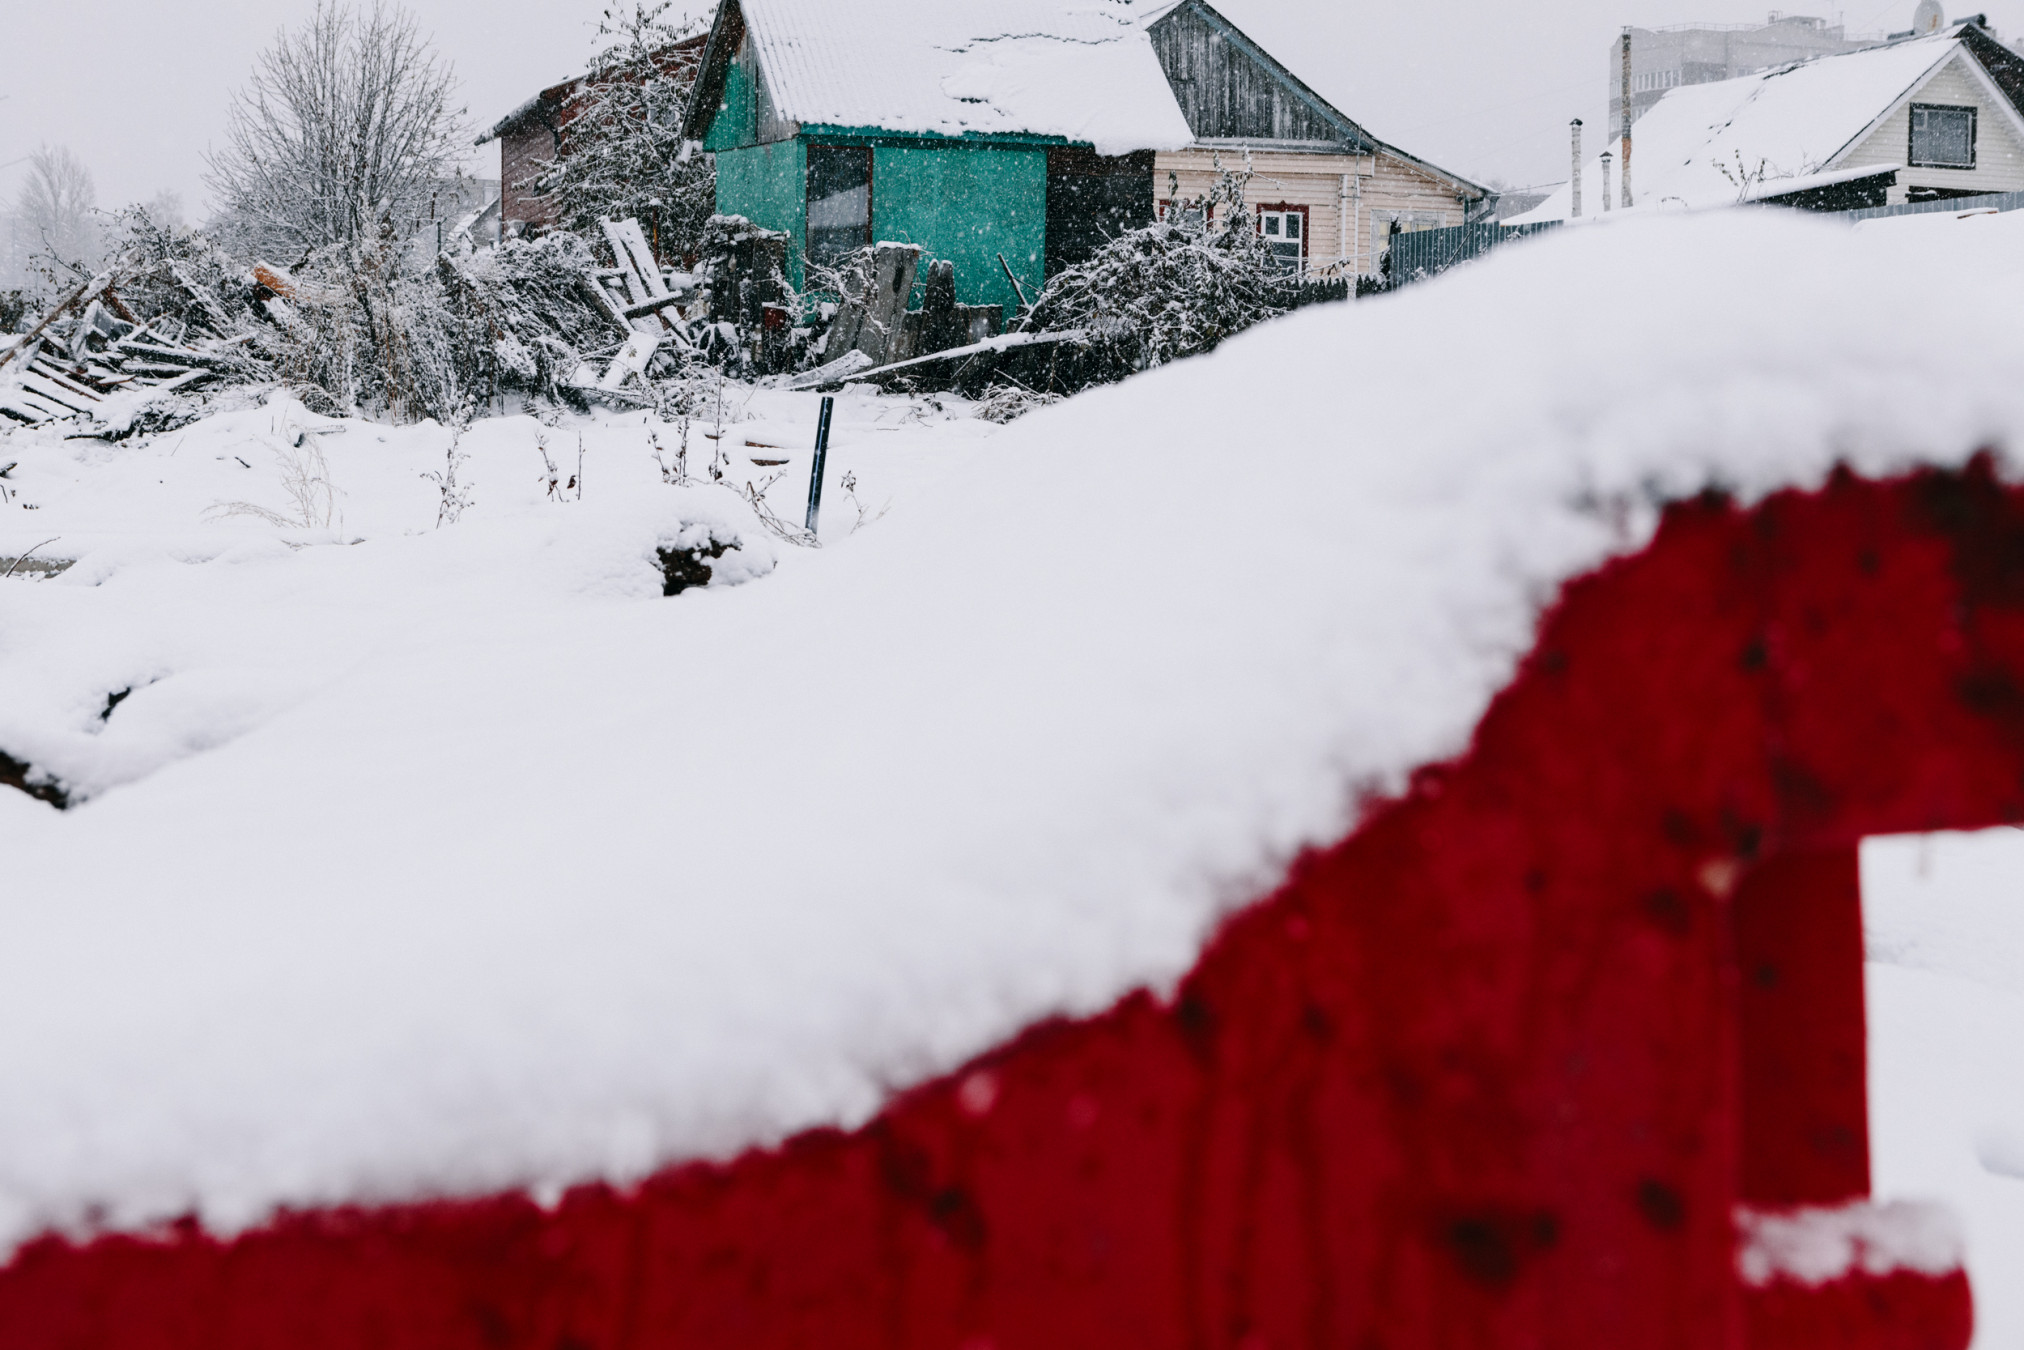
[2,0,2013,215]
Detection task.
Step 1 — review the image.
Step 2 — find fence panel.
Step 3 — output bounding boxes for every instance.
[1386,221,1561,288]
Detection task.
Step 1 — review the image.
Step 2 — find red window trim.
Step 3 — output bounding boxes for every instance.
[1254,201,1311,258]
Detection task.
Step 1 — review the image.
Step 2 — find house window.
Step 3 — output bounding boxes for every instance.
[1158,199,1212,229]
[807,145,872,270]
[1909,103,1977,169]
[1257,206,1307,274]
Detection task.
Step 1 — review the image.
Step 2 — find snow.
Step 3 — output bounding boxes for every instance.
[1867,829,2024,1346]
[734,0,1194,156]
[1515,31,1963,222]
[1735,1198,1963,1286]
[6,209,2024,1343]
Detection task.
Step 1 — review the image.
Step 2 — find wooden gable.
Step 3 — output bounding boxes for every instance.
[1148,0,1373,150]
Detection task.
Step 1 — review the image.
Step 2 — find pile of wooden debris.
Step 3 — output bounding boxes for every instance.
[0,272,253,434]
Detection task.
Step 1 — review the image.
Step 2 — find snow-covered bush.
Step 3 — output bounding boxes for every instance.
[271,231,624,422]
[1024,168,1292,379]
[535,3,715,264]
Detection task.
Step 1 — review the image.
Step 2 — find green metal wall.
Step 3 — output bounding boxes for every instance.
[870,141,1047,312]
[702,55,758,153]
[713,141,807,283]
[706,71,1055,311]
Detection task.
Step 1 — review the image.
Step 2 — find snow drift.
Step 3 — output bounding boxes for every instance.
[1,209,2023,1261]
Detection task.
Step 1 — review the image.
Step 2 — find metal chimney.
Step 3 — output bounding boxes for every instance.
[1621,28,1635,208]
[1600,151,1614,212]
[1571,118,1584,218]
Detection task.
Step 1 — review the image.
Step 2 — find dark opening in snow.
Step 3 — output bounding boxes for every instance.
[0,752,70,810]
[658,538,738,596]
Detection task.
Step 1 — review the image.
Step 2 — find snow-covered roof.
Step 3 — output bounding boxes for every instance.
[1517,28,2000,221]
[694,0,1195,155]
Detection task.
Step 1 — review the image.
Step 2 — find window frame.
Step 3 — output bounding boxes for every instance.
[1908,101,1978,170]
[1255,202,1310,276]
[805,143,875,271]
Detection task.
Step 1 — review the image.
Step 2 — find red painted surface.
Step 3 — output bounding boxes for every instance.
[9,462,2020,1348]
[1734,850,1872,1208]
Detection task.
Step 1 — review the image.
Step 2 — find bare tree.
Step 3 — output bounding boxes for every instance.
[16,146,98,275]
[142,191,188,233]
[207,1,466,258]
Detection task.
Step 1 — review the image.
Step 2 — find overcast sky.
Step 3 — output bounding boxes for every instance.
[2,0,2016,215]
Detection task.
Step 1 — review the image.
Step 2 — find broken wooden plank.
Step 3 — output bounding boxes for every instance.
[0,270,114,375]
[111,340,239,371]
[7,389,77,421]
[598,329,662,392]
[16,372,99,413]
[605,219,668,300]
[622,291,694,321]
[600,220,654,307]
[577,274,635,338]
[827,244,921,368]
[786,349,877,391]
[26,362,107,401]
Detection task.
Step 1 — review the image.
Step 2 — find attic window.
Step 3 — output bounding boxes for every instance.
[1909,103,1977,169]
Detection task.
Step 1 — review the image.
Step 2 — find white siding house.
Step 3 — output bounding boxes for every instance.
[1517,22,2024,221]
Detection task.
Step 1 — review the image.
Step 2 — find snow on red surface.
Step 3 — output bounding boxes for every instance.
[4,209,2024,1343]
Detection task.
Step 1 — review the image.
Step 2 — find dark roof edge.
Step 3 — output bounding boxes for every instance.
[683,0,748,142]
[1956,21,2024,123]
[477,81,574,146]
[1155,0,1489,200]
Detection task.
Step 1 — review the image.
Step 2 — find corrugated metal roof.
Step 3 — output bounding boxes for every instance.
[735,0,1194,154]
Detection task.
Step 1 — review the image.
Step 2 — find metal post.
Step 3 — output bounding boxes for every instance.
[1600,152,1614,212]
[1571,118,1584,219]
[804,395,835,535]
[1621,27,1635,209]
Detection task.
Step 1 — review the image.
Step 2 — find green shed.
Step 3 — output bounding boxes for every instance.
[682,0,1196,312]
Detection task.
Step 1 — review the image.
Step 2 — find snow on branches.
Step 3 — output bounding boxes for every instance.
[206,2,468,259]
[1025,165,1293,376]
[535,4,715,264]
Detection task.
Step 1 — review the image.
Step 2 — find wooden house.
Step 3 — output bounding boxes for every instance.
[1145,1,1492,278]
[1521,20,2024,220]
[479,37,709,240]
[682,0,1487,307]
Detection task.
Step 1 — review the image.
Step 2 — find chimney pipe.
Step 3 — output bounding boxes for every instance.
[1571,118,1584,218]
[1621,27,1635,208]
[1600,151,1614,211]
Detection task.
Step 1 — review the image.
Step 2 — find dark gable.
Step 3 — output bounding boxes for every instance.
[1148,0,1372,149]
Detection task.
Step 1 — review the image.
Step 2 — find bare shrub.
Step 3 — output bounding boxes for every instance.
[207,438,341,531]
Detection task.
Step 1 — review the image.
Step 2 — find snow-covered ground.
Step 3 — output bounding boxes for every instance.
[1869,832,2024,1345]
[5,207,2024,1341]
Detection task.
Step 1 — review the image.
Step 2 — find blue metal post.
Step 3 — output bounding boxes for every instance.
[805,396,834,535]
